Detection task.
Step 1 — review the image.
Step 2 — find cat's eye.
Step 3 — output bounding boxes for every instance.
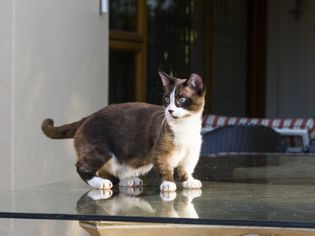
[164,97,170,103]
[178,97,187,104]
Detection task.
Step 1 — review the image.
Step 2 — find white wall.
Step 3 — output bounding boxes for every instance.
[0,0,109,191]
[267,0,315,118]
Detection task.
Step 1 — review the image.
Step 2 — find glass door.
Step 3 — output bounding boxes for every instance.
[109,0,265,116]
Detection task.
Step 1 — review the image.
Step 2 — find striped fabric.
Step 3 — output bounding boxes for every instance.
[202,114,315,141]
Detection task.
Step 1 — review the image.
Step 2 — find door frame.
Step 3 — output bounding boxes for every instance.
[109,0,147,102]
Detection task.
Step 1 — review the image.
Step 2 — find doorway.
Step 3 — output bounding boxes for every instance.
[109,0,266,117]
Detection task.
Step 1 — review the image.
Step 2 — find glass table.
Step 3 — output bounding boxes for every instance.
[1,153,315,235]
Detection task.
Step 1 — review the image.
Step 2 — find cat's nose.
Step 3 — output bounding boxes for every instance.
[168,109,174,115]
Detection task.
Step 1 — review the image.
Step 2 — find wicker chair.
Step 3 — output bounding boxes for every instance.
[201,125,286,156]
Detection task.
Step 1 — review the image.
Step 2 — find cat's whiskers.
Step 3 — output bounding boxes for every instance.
[152,110,165,118]
[152,111,165,124]
[151,110,167,137]
[158,117,166,136]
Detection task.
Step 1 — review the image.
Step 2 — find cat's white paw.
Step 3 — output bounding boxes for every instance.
[87,177,113,189]
[160,181,177,192]
[181,179,202,189]
[119,177,143,187]
[160,191,177,201]
[87,189,113,200]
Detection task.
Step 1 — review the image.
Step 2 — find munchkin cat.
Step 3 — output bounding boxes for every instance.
[41,70,206,192]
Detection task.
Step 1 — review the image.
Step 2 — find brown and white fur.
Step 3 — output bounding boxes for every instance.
[41,70,206,192]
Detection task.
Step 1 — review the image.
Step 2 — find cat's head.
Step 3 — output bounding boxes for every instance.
[159,70,206,121]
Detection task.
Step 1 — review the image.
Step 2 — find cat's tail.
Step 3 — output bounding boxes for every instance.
[41,118,87,139]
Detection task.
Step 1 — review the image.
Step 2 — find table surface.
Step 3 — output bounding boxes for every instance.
[1,153,315,229]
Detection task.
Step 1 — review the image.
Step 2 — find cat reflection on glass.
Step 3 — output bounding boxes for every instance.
[76,187,201,219]
[42,70,206,192]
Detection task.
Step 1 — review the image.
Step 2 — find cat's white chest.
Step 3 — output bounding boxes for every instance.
[168,116,202,167]
[170,116,202,146]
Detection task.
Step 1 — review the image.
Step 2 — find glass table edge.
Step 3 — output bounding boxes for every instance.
[1,212,315,229]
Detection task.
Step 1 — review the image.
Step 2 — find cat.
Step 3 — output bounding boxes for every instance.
[41,70,206,192]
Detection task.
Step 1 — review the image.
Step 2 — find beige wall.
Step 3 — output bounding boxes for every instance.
[0,0,109,192]
[0,0,13,192]
[0,220,89,236]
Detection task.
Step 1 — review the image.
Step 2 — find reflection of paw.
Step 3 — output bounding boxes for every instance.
[160,191,177,201]
[119,177,143,187]
[87,189,113,200]
[119,186,143,196]
[160,181,177,192]
[87,177,113,189]
[181,189,202,199]
[182,179,202,189]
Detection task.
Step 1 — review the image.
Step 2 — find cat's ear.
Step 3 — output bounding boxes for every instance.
[186,74,205,93]
[158,69,171,87]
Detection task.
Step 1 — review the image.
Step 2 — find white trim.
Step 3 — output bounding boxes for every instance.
[275,128,310,151]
